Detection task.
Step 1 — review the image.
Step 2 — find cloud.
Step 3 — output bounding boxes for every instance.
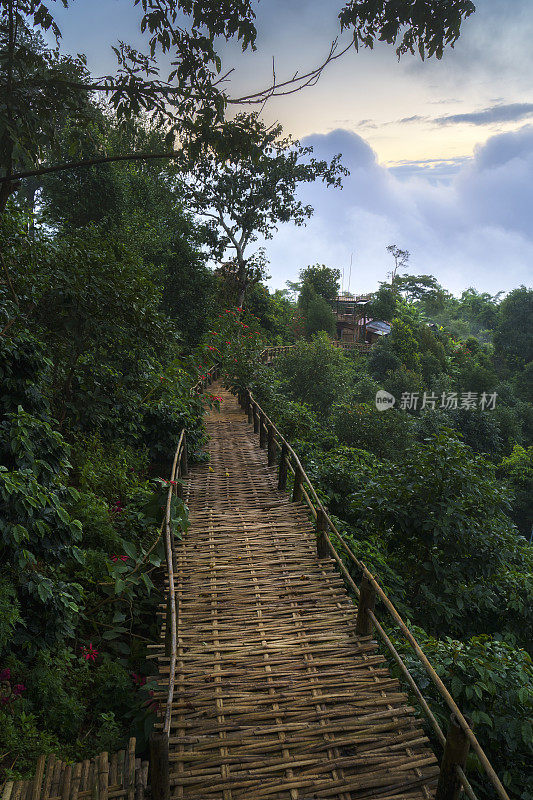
[372,103,533,130]
[397,115,426,124]
[388,157,469,183]
[261,127,533,296]
[436,103,533,126]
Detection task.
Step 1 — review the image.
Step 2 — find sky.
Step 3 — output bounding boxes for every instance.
[51,0,533,295]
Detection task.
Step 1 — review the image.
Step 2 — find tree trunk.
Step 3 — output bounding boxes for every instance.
[235,248,248,307]
[0,180,17,214]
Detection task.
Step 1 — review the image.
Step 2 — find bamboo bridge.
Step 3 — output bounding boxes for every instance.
[3,358,512,800]
[153,382,438,799]
[147,361,510,800]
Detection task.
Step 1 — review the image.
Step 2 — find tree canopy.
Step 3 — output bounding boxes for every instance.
[0,0,476,204]
[177,113,347,304]
[299,264,341,301]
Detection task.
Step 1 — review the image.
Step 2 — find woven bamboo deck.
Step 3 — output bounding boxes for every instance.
[157,384,438,800]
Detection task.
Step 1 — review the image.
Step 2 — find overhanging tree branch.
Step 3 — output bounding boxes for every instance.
[227,38,355,105]
[0,151,183,183]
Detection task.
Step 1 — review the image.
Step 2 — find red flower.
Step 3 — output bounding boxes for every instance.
[12,684,25,696]
[146,689,160,712]
[111,554,128,563]
[132,672,146,687]
[0,669,11,682]
[81,643,99,662]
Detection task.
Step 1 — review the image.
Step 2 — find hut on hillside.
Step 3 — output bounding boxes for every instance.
[329,294,371,343]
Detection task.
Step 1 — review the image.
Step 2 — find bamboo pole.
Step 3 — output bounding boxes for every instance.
[149,733,169,800]
[42,755,57,800]
[70,764,82,800]
[60,766,72,800]
[267,425,276,467]
[436,715,471,800]
[97,753,108,800]
[355,575,376,637]
[278,443,289,490]
[2,783,14,800]
[180,431,188,477]
[291,465,304,503]
[259,413,267,449]
[31,756,46,800]
[126,739,135,800]
[316,509,329,558]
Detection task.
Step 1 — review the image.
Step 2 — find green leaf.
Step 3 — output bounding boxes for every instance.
[123,540,138,560]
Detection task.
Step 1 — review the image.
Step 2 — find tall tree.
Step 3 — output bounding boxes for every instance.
[177,113,347,305]
[386,244,410,290]
[299,265,341,301]
[494,286,533,371]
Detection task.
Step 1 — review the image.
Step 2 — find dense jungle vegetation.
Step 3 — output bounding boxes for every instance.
[1,1,531,799]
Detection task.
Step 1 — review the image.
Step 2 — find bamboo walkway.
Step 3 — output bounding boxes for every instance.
[156,384,438,800]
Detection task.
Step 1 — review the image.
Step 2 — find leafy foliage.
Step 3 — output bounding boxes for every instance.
[177,113,347,304]
[273,333,355,415]
[339,0,476,60]
[395,631,533,800]
[298,264,340,301]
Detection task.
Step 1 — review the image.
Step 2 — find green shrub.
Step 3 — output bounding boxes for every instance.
[332,403,415,460]
[273,333,355,415]
[394,632,533,800]
[0,578,20,655]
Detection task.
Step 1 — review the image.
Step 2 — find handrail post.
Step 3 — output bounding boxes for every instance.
[246,393,253,424]
[267,425,276,466]
[435,714,471,800]
[180,432,188,477]
[355,574,376,636]
[316,508,329,558]
[149,730,170,800]
[253,403,259,434]
[259,412,267,449]
[292,465,304,503]
[164,594,173,658]
[176,464,184,500]
[278,442,288,490]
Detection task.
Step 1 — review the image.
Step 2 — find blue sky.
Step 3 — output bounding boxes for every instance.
[51,0,533,294]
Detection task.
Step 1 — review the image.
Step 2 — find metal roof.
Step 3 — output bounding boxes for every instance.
[366,321,391,334]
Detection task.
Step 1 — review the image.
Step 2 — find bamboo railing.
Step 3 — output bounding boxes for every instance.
[259,345,295,363]
[150,363,222,799]
[332,340,372,353]
[1,740,146,800]
[259,342,372,361]
[240,383,511,800]
[148,428,186,800]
